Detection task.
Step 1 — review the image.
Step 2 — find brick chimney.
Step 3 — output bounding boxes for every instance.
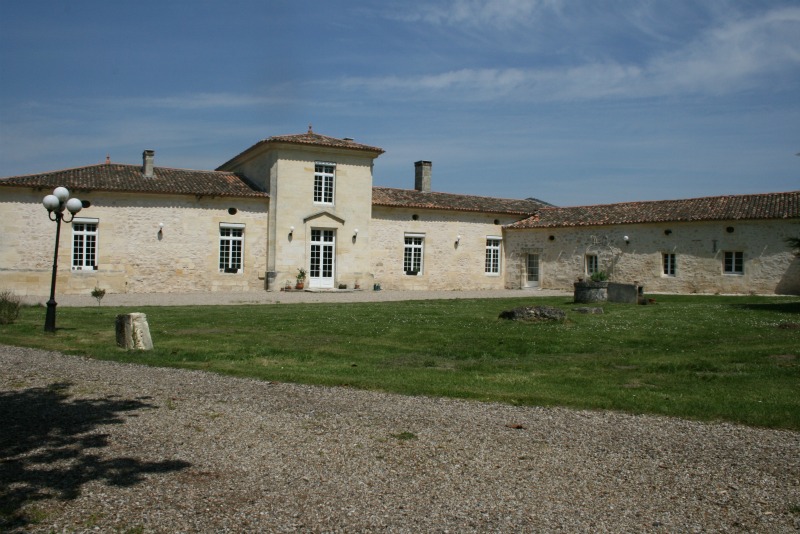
[414,161,431,193]
[143,150,155,178]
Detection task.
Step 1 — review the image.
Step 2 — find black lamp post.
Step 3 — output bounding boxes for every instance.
[42,186,82,332]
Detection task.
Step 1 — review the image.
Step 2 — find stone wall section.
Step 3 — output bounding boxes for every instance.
[222,144,377,289]
[504,219,799,295]
[0,188,268,296]
[370,207,519,290]
[3,183,797,296]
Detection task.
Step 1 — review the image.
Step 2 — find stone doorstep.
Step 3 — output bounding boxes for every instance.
[280,288,365,293]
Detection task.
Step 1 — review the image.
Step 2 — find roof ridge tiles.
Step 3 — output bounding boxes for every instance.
[217,131,385,171]
[372,186,549,216]
[0,161,268,198]
[545,190,800,210]
[373,185,549,204]
[507,190,800,229]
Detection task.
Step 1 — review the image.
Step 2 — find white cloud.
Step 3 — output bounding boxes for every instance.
[341,6,800,102]
[647,7,800,95]
[393,0,561,28]
[123,92,293,110]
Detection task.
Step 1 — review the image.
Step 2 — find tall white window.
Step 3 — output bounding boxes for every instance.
[219,223,244,273]
[585,254,599,275]
[485,237,501,274]
[72,219,98,271]
[724,251,744,275]
[314,162,335,204]
[404,234,424,275]
[663,253,676,276]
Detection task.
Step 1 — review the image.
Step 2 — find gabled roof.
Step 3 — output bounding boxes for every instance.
[0,163,268,198]
[506,190,800,229]
[217,128,384,170]
[372,187,550,216]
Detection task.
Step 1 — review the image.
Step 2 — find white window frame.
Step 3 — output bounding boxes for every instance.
[485,236,502,275]
[404,233,424,275]
[723,251,744,275]
[314,162,335,205]
[219,223,245,274]
[71,217,99,271]
[585,254,599,276]
[309,228,336,285]
[663,253,676,277]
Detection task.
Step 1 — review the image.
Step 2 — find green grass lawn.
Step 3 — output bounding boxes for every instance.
[1,295,799,429]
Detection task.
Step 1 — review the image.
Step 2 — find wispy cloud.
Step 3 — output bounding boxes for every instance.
[390,0,562,29]
[647,7,800,94]
[123,92,294,110]
[341,6,800,102]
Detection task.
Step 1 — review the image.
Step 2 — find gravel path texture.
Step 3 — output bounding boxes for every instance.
[2,342,799,533]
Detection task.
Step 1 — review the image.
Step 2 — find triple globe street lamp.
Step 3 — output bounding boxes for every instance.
[42,186,83,332]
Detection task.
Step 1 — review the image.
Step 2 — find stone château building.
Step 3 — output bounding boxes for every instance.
[1,129,798,296]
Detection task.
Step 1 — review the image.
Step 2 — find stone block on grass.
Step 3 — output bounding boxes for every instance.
[115,313,153,350]
[499,305,566,322]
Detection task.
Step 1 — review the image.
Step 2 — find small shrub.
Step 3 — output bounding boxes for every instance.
[91,286,106,306]
[0,290,21,325]
[590,271,608,282]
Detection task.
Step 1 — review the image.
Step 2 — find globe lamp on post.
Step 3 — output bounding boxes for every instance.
[42,187,82,332]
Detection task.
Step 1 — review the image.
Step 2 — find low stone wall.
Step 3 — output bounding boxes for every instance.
[607,282,643,304]
[573,281,608,303]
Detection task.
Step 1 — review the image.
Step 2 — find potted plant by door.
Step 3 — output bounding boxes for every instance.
[295,268,307,290]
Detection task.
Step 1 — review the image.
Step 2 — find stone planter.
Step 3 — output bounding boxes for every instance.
[574,281,609,303]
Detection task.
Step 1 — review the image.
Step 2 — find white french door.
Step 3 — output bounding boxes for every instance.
[525,253,540,288]
[309,229,335,288]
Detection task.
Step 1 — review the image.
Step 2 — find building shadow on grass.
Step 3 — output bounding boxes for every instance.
[732,301,800,314]
[0,382,190,531]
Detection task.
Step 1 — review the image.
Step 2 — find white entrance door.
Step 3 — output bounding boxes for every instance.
[525,253,540,288]
[310,229,335,288]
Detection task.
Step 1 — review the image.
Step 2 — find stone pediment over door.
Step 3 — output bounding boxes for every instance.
[303,210,345,226]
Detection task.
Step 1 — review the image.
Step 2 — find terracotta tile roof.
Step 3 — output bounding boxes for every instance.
[0,163,268,198]
[372,187,550,215]
[507,191,800,229]
[218,129,384,170]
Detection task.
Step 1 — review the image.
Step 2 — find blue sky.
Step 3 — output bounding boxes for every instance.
[1,0,798,206]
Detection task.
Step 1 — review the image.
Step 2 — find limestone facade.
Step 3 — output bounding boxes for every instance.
[0,187,268,295]
[218,139,380,290]
[370,207,522,290]
[1,131,798,297]
[505,219,800,294]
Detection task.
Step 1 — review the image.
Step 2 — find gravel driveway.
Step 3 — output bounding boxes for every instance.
[2,343,799,533]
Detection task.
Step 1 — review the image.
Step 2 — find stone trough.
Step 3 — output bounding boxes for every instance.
[574,281,644,304]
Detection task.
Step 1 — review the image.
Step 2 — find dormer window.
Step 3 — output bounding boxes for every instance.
[314,162,335,205]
